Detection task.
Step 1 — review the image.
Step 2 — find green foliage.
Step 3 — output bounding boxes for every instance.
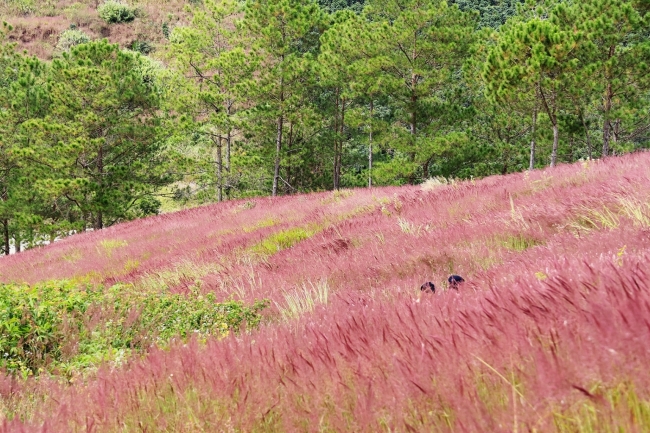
[31,40,171,230]
[318,0,365,13]
[161,21,170,39]
[451,0,521,28]
[129,39,154,54]
[0,281,269,376]
[2,0,650,253]
[97,1,136,24]
[0,281,96,375]
[251,226,320,256]
[0,0,35,15]
[55,29,90,52]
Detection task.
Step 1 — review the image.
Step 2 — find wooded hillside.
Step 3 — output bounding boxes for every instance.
[1,0,649,254]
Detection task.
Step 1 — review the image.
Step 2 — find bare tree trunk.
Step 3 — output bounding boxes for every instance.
[336,98,346,190]
[216,135,223,202]
[226,130,231,173]
[580,110,592,160]
[272,114,283,197]
[286,122,294,194]
[611,119,620,154]
[2,219,8,255]
[95,145,104,230]
[529,109,537,170]
[603,118,611,157]
[368,100,373,188]
[602,45,615,158]
[550,122,559,167]
[333,88,340,190]
[409,70,417,170]
[539,87,559,168]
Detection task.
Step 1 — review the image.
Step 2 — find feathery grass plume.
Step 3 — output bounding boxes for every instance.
[275,279,330,321]
[1,154,650,429]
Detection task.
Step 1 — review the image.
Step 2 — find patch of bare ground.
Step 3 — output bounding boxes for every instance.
[1,0,190,59]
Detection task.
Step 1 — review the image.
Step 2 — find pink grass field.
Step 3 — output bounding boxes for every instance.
[2,153,650,431]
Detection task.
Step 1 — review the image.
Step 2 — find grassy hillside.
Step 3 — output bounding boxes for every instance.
[0,0,189,58]
[1,153,650,431]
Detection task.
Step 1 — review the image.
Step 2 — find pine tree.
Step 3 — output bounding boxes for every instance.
[361,0,476,182]
[26,41,169,230]
[483,16,582,167]
[0,24,51,253]
[561,0,650,156]
[167,0,251,201]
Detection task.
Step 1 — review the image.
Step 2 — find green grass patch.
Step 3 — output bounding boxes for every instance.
[249,225,321,257]
[497,233,543,251]
[320,189,354,204]
[136,259,223,292]
[242,217,280,233]
[565,205,620,236]
[98,239,128,258]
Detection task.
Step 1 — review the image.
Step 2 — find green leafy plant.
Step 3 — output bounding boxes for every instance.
[97,1,136,24]
[129,39,154,55]
[56,29,90,52]
[0,281,269,376]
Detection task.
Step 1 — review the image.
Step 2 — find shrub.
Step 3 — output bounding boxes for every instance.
[97,1,136,24]
[0,281,269,376]
[129,39,154,55]
[6,0,36,15]
[56,28,90,51]
[161,21,170,39]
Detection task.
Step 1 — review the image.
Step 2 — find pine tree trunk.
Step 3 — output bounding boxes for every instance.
[95,144,104,230]
[2,219,8,255]
[529,109,537,171]
[226,130,231,173]
[368,100,373,188]
[273,114,283,197]
[333,89,340,190]
[539,87,558,168]
[611,119,620,154]
[216,135,223,202]
[603,118,611,157]
[409,83,417,183]
[550,121,559,168]
[602,45,615,158]
[580,110,592,160]
[336,98,346,190]
[409,71,417,170]
[410,85,417,138]
[286,122,294,194]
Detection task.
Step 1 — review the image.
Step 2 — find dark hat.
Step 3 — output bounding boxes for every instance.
[420,282,435,293]
[448,275,465,285]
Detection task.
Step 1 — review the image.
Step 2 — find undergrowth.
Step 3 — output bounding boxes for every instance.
[0,281,268,377]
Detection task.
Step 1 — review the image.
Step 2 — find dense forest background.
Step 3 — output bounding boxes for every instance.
[0,0,649,253]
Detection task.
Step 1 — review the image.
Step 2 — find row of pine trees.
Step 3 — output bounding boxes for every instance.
[0,0,649,253]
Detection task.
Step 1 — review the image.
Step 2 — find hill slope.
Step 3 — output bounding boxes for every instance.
[2,154,650,431]
[0,0,188,59]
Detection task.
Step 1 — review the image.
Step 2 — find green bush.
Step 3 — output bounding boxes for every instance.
[97,1,136,24]
[129,39,154,55]
[5,0,36,15]
[0,281,268,376]
[56,29,90,51]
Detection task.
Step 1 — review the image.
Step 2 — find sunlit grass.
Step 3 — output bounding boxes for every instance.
[275,279,330,321]
[249,225,321,257]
